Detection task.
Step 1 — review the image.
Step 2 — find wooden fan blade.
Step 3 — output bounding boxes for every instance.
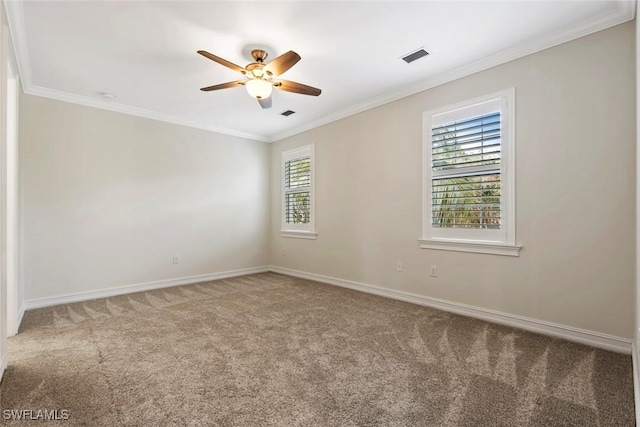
[264,51,301,76]
[258,96,272,109]
[197,50,245,73]
[200,81,245,91]
[275,80,321,96]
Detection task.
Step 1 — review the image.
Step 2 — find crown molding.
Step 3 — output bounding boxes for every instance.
[24,85,270,142]
[4,0,31,90]
[5,0,636,144]
[5,0,267,142]
[267,0,636,142]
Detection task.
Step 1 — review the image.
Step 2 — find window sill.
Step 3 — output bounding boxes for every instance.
[419,239,521,256]
[280,230,318,240]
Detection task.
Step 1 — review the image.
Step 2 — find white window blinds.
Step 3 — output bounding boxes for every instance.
[284,156,311,225]
[431,112,502,229]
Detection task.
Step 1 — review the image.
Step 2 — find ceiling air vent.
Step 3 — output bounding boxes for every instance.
[401,48,429,64]
[280,110,296,117]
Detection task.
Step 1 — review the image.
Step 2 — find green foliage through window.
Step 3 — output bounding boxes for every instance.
[432,174,500,228]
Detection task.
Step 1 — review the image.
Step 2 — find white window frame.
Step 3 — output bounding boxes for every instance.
[419,88,520,256]
[281,144,316,239]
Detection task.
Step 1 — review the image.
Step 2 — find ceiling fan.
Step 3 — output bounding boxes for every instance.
[197,49,321,109]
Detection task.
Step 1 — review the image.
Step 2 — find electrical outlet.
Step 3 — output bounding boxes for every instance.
[396,260,403,272]
[173,255,179,264]
[430,265,437,277]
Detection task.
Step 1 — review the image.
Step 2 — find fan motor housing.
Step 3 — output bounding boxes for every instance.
[245,62,270,78]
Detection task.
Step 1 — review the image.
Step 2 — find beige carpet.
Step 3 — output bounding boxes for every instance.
[0,273,634,426]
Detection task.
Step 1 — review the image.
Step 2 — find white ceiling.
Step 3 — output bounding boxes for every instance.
[6,0,635,142]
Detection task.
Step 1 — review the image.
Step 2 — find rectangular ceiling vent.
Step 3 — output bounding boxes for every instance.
[280,110,296,117]
[401,48,429,64]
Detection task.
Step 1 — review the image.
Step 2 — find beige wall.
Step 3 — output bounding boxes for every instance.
[20,95,270,300]
[270,22,635,339]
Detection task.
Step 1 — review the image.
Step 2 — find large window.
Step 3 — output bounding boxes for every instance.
[281,145,316,239]
[420,89,519,256]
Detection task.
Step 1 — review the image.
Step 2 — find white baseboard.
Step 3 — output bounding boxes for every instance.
[269,265,632,354]
[18,264,633,354]
[23,266,270,310]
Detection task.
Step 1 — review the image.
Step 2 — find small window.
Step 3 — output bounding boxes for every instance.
[281,145,316,239]
[420,89,520,256]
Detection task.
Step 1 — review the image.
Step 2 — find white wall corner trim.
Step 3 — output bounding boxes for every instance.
[269,266,632,354]
[22,267,269,311]
[0,354,6,383]
[15,302,25,335]
[632,341,640,425]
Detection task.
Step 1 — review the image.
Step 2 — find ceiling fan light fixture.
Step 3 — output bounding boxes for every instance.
[198,49,321,105]
[246,78,273,99]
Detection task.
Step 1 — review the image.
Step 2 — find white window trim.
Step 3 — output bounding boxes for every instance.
[280,230,317,240]
[419,88,520,256]
[281,144,316,239]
